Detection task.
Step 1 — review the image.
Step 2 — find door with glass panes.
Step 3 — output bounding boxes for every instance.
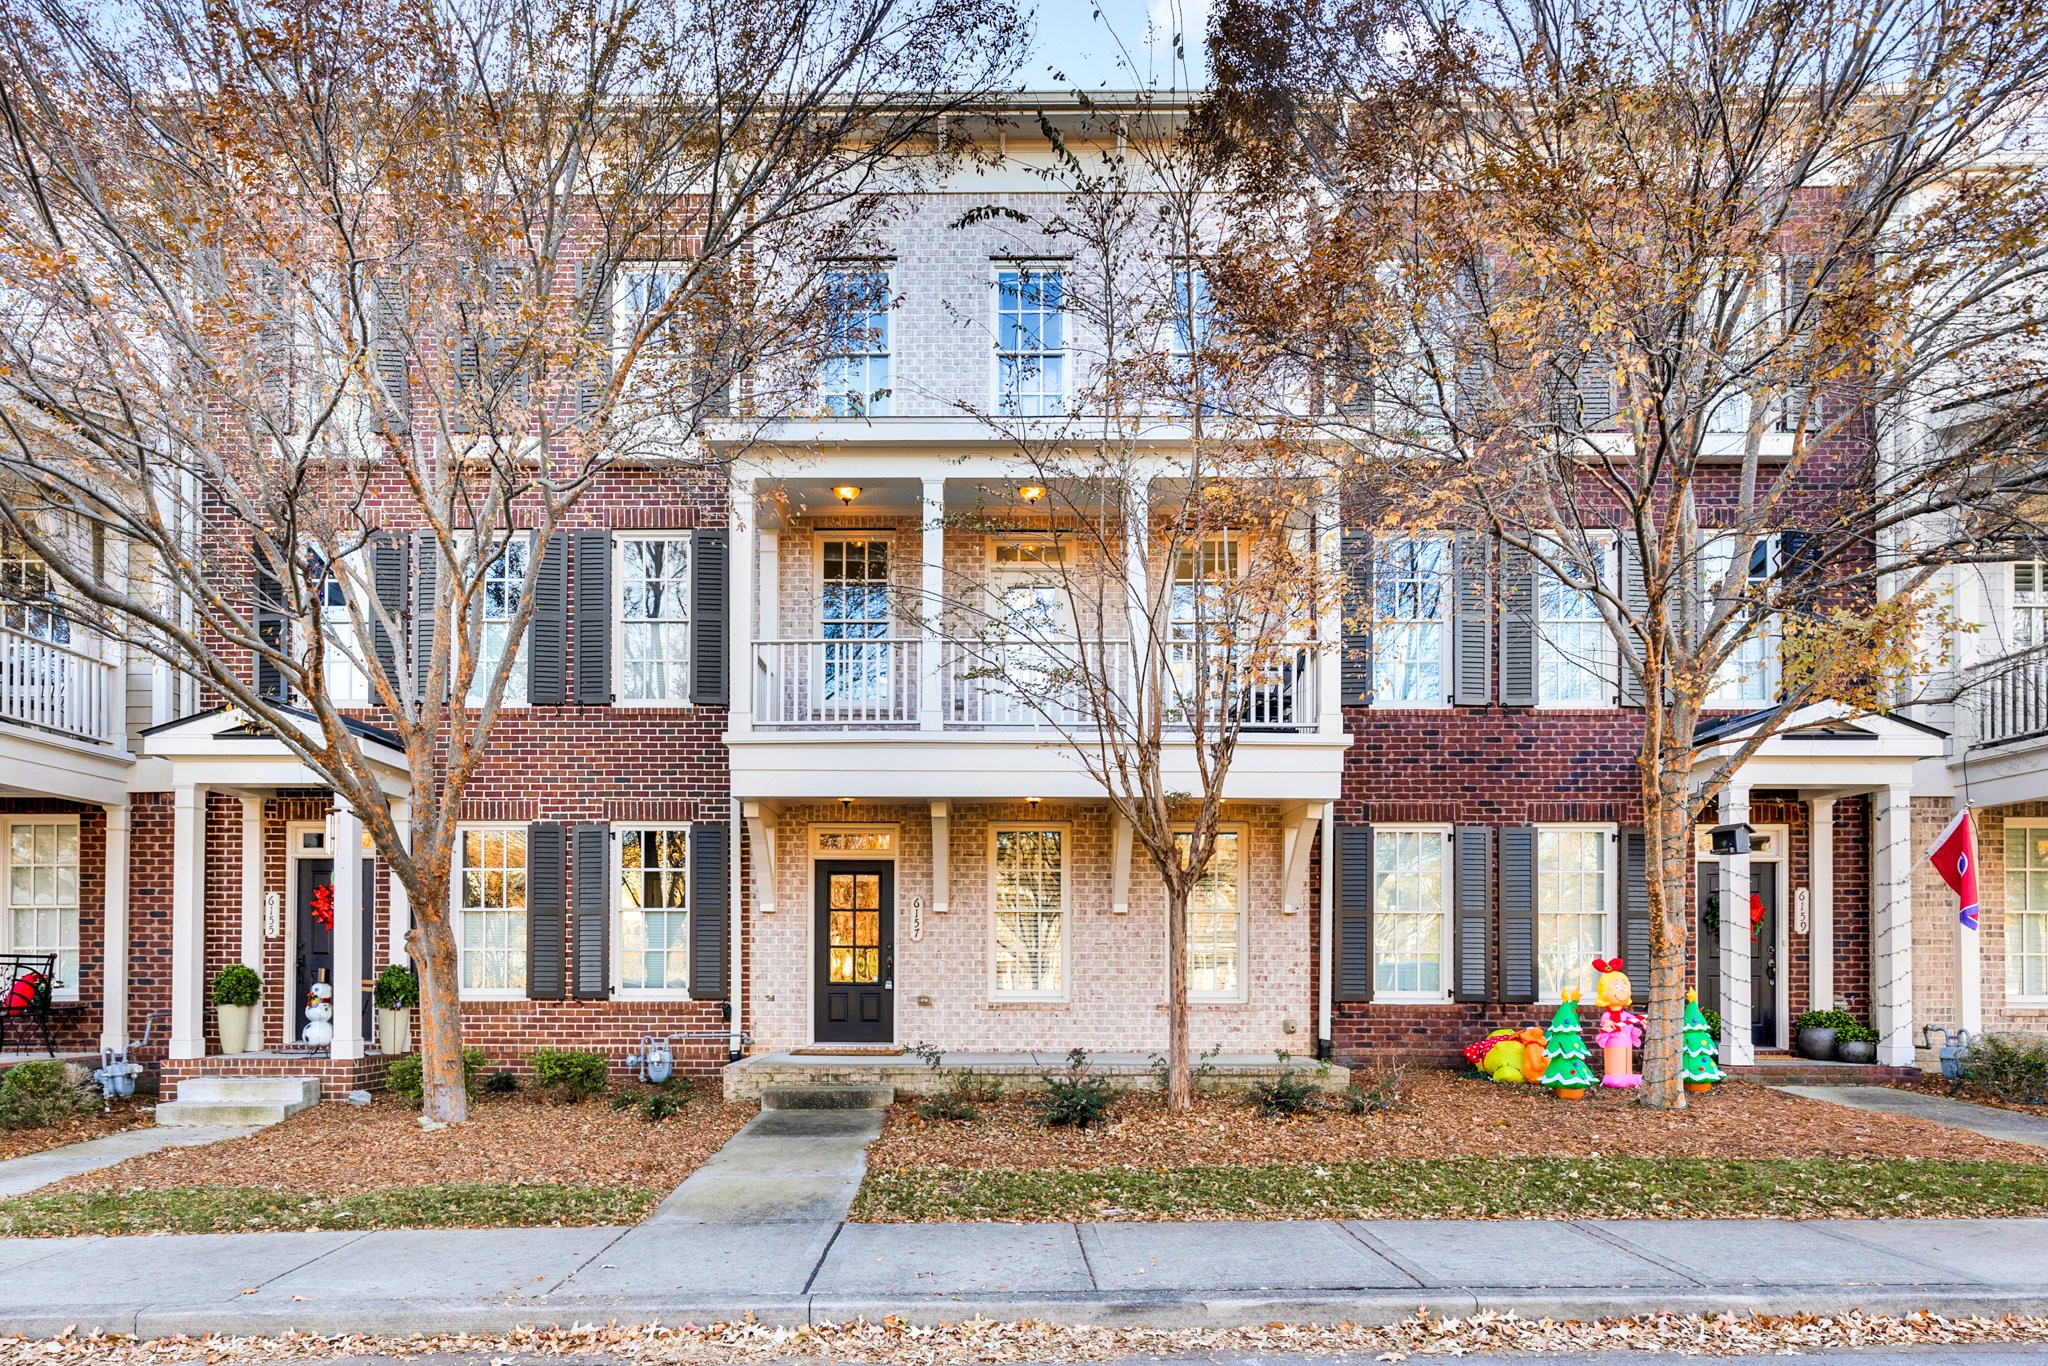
[814,861,894,1043]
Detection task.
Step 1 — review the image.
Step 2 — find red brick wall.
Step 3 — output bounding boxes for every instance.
[0,797,104,1053]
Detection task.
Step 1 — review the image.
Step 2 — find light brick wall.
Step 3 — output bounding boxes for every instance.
[1912,797,2048,1064]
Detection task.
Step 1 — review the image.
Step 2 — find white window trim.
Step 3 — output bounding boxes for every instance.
[1177,821,1252,1004]
[988,821,1073,1003]
[1535,535,1616,710]
[819,264,893,418]
[1703,534,1783,707]
[611,824,691,1000]
[986,534,1077,639]
[1533,822,1619,1004]
[2008,818,2048,1005]
[1369,823,1455,1003]
[282,819,330,1043]
[990,262,1070,416]
[1370,533,1454,711]
[455,530,531,711]
[813,531,897,639]
[611,260,691,363]
[611,531,693,708]
[453,821,528,1002]
[0,815,82,1002]
[309,549,371,709]
[2012,560,2047,654]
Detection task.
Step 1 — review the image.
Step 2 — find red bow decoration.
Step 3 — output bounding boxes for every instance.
[310,883,335,931]
[1749,891,1766,938]
[1591,957,1625,974]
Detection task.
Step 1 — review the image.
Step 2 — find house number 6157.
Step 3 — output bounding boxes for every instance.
[910,896,923,942]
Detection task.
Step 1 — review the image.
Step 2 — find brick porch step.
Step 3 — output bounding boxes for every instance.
[1731,1057,1922,1086]
[156,1075,320,1128]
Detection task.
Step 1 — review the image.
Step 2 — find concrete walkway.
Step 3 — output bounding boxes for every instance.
[0,1124,256,1198]
[1776,1084,2048,1149]
[644,1106,883,1224]
[0,1215,2044,1336]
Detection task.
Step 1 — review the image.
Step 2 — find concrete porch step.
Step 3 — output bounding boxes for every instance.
[157,1075,320,1128]
[759,1084,895,1111]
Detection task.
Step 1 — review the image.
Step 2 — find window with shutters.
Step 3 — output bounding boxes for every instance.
[306,552,369,707]
[994,265,1065,416]
[2013,561,2047,650]
[464,536,529,707]
[1702,535,1780,705]
[456,825,527,997]
[0,530,68,644]
[1174,826,1247,1000]
[990,825,1067,999]
[614,535,691,705]
[616,826,690,995]
[2008,822,2048,1003]
[1373,535,1452,706]
[2,818,80,1001]
[820,267,891,417]
[1535,537,1614,706]
[1372,826,1451,998]
[1534,826,1614,1002]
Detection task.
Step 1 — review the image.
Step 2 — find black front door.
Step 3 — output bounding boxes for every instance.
[815,861,893,1043]
[295,857,334,1039]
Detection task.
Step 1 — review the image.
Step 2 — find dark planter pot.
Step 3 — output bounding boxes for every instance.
[1796,1026,1838,1060]
[1836,1040,1878,1064]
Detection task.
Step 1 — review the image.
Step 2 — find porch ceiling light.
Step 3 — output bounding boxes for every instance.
[1017,483,1047,504]
[840,796,856,812]
[833,485,862,506]
[1026,796,1042,809]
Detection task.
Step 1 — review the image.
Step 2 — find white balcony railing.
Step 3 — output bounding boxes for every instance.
[0,624,119,745]
[753,638,923,727]
[1965,649,2048,751]
[940,639,1131,729]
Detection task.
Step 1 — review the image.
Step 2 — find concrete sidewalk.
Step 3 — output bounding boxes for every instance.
[0,1216,2044,1337]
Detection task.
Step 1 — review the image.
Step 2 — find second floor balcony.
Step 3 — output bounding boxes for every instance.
[0,622,121,748]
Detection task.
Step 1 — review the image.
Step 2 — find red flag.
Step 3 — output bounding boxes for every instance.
[1927,809,1980,930]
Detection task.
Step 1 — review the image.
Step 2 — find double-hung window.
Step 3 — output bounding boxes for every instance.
[465,535,529,706]
[2008,822,2048,1002]
[3,818,80,999]
[457,825,527,996]
[820,537,891,706]
[820,267,891,417]
[1536,538,1613,705]
[1176,827,1246,999]
[0,532,67,644]
[1372,827,1451,997]
[2013,561,2047,651]
[995,266,1065,416]
[617,827,690,994]
[1373,535,1452,705]
[616,535,692,705]
[1702,535,1779,704]
[309,552,368,706]
[1534,826,1613,1002]
[991,825,1065,997]
[1171,265,1213,411]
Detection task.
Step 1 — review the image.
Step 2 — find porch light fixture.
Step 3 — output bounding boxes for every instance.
[1017,483,1047,504]
[840,796,855,813]
[833,485,862,506]
[1026,796,1042,809]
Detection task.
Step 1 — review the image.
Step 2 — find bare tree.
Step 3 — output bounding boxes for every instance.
[0,0,1024,1120]
[1203,0,2048,1105]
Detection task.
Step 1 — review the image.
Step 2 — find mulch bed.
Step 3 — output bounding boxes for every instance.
[866,1071,2048,1172]
[47,1090,752,1198]
[0,1102,153,1162]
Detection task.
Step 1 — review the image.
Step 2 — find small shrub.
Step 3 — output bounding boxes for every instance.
[1148,1042,1222,1093]
[532,1048,609,1102]
[385,1048,489,1107]
[909,1039,945,1070]
[1836,1023,1880,1045]
[1033,1048,1121,1129]
[1964,1032,2048,1105]
[373,964,419,1010]
[211,964,261,1008]
[0,1061,91,1128]
[1246,1050,1326,1118]
[483,1069,519,1094]
[1701,1006,1723,1042]
[1340,1065,1406,1116]
[1794,1008,1860,1033]
[612,1076,694,1121]
[916,1070,1002,1123]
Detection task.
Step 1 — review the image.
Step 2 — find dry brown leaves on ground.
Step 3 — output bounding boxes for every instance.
[6,1310,2048,1364]
[867,1072,2048,1172]
[1896,1074,2048,1119]
[44,1093,752,1197]
[0,1103,152,1163]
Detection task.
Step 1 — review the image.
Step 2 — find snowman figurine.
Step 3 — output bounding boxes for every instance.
[303,978,334,1048]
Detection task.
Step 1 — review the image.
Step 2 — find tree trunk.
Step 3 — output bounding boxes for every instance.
[1165,879,1191,1109]
[411,904,469,1124]
[1639,753,1694,1108]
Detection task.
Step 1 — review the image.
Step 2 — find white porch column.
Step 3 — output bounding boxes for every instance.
[729,478,756,734]
[169,784,208,1060]
[99,803,130,1051]
[1123,471,1154,717]
[1872,784,1917,1065]
[920,477,945,732]
[238,796,265,1050]
[1318,800,1335,1058]
[1809,796,1836,1012]
[329,802,365,1061]
[1315,502,1344,737]
[387,800,412,967]
[1716,783,1754,1067]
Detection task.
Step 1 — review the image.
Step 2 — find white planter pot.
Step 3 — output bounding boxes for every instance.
[217,1002,252,1055]
[378,1007,412,1054]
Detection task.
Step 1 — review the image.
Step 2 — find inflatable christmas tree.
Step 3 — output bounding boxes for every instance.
[1682,988,1725,1092]
[1541,990,1595,1098]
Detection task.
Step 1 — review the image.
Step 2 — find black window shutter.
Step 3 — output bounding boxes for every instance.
[1778,255,1817,433]
[369,533,409,700]
[575,259,612,421]
[1498,825,1537,1003]
[1334,825,1374,1002]
[573,529,613,705]
[1579,350,1616,430]
[1452,825,1493,1002]
[1452,531,1492,705]
[1498,542,1537,707]
[689,822,729,1000]
[690,530,728,706]
[1618,532,1648,707]
[367,278,411,434]
[572,822,611,1000]
[526,821,566,1001]
[1620,828,1652,974]
[412,530,440,700]
[1340,532,1373,707]
[253,547,288,701]
[528,531,568,705]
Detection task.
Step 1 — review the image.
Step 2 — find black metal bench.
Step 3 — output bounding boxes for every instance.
[0,954,59,1057]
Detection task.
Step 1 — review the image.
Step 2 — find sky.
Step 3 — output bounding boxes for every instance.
[1025,0,1213,92]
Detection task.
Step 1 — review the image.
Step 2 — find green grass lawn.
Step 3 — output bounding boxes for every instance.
[0,1182,659,1236]
[854,1156,2048,1222]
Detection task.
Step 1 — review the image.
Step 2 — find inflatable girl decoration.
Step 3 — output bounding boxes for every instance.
[1590,957,1643,1087]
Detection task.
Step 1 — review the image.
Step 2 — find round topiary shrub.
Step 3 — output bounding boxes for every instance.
[212,963,262,1008]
